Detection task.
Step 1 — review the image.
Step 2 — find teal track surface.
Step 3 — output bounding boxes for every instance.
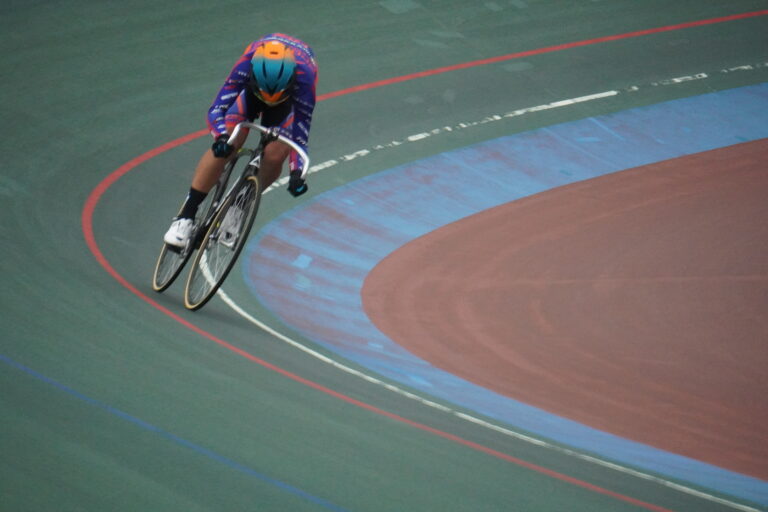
[2,2,767,511]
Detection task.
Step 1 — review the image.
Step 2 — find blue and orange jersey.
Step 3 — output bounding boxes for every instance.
[207,33,318,167]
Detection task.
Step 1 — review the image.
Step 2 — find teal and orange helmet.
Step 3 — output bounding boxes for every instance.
[250,40,296,106]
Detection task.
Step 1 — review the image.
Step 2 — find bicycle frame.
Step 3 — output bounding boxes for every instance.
[193,122,310,250]
[153,122,310,299]
[227,122,310,179]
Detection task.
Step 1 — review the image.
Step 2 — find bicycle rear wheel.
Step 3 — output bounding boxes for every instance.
[151,241,192,293]
[183,175,262,310]
[151,180,225,292]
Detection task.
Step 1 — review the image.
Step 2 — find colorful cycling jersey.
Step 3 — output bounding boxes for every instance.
[207,34,317,168]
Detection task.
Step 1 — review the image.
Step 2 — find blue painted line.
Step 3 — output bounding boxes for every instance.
[0,353,350,512]
[244,83,768,505]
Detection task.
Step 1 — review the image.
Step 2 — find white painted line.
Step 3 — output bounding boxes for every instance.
[218,286,762,512]
[222,62,768,512]
[216,289,455,413]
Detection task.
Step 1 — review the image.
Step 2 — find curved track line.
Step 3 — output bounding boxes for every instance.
[318,9,768,100]
[82,12,768,511]
[216,289,762,512]
[82,135,677,512]
[236,66,766,512]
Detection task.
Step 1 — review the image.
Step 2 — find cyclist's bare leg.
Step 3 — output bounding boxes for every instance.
[259,140,291,189]
[189,133,289,197]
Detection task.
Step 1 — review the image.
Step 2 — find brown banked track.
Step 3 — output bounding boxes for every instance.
[363,138,768,480]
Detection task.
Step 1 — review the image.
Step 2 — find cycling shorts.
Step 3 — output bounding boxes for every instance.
[224,89,294,136]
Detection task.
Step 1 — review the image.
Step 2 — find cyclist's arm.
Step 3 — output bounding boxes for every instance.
[289,57,317,171]
[206,45,254,138]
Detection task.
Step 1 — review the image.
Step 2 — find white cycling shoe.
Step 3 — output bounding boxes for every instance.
[163,218,194,248]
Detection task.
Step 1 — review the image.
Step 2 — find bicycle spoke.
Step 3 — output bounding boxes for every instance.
[151,167,229,293]
[151,244,188,291]
[184,176,261,310]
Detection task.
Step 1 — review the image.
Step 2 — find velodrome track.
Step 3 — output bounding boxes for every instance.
[2,2,767,511]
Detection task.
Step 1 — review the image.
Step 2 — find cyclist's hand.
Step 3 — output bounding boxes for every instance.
[211,135,234,158]
[288,170,308,197]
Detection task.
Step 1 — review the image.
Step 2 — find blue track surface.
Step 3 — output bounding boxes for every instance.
[243,83,768,504]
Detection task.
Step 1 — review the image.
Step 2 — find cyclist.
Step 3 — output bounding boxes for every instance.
[164,33,318,248]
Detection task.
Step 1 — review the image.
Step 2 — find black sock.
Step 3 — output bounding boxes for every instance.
[179,187,207,219]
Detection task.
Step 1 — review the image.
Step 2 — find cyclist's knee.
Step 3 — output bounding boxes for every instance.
[263,140,290,166]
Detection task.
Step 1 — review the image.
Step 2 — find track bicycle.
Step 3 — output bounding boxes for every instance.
[151,122,309,310]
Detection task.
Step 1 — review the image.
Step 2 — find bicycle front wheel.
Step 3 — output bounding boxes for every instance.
[183,175,262,310]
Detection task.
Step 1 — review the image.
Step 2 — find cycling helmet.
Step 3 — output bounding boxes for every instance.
[250,40,296,106]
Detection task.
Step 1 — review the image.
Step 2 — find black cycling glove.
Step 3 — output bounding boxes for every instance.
[212,135,234,158]
[288,170,308,197]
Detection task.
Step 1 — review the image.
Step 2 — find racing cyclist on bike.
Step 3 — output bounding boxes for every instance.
[164,33,318,248]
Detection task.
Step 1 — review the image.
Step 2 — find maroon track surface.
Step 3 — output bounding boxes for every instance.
[362,139,768,480]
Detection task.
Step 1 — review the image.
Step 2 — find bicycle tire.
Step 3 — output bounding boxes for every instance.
[183,175,262,310]
[151,178,228,292]
[151,151,247,292]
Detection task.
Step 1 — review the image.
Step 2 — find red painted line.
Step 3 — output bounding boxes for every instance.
[318,9,768,101]
[80,11,766,510]
[83,166,675,511]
